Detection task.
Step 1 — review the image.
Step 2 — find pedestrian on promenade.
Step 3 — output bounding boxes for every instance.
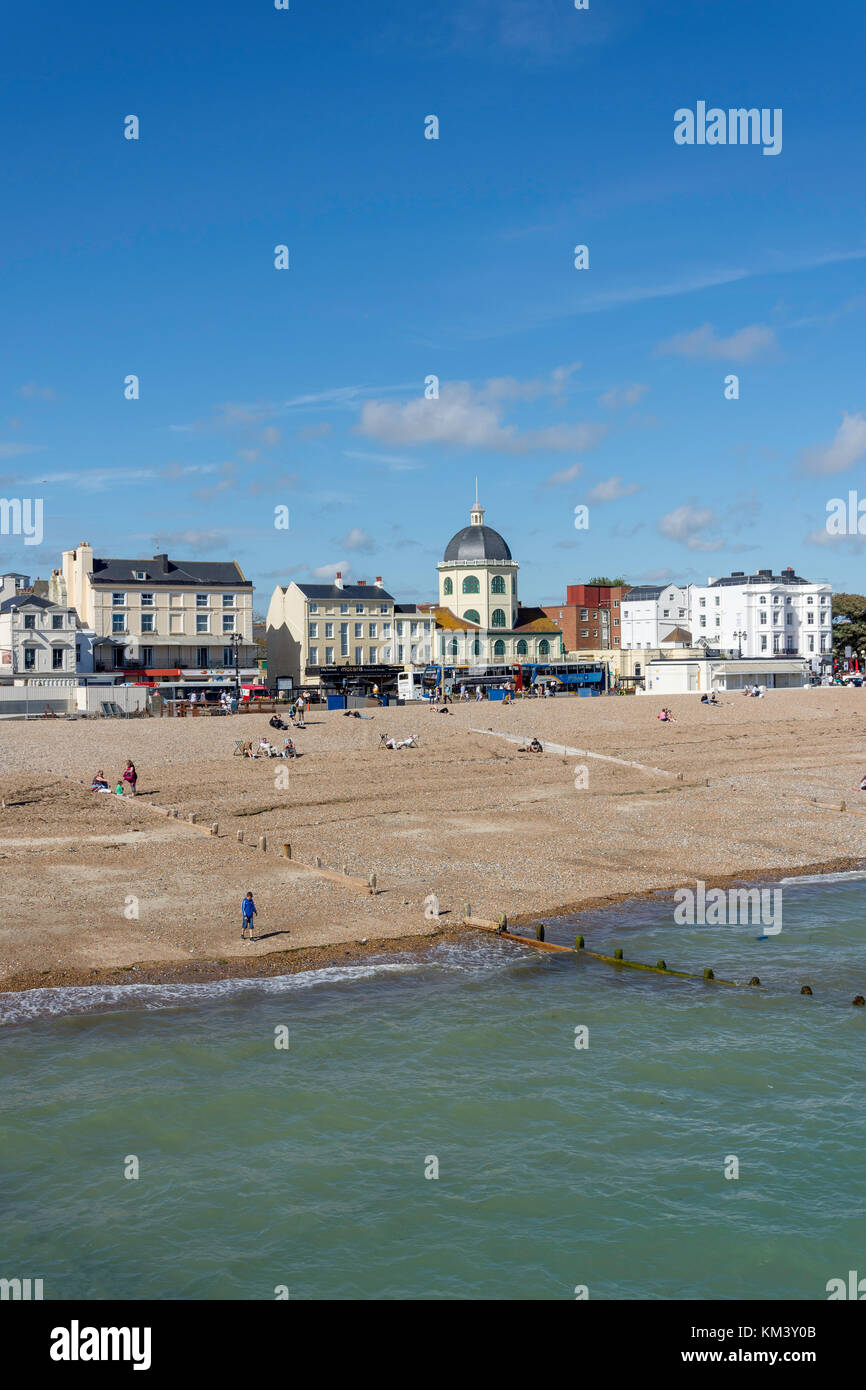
[241,892,257,941]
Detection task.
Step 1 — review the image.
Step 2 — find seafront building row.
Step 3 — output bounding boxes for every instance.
[0,495,840,706]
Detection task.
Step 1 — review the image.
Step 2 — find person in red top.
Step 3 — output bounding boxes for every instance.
[122,760,138,795]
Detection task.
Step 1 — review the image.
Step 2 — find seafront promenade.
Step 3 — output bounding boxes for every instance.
[0,687,863,993]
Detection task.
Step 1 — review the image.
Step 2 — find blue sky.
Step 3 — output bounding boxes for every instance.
[2,0,865,609]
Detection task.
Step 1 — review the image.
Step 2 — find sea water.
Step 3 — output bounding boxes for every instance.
[1,875,864,1300]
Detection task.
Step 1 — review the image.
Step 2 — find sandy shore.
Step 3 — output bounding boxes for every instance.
[0,687,864,994]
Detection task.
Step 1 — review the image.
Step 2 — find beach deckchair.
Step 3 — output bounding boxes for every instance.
[233,739,246,756]
[100,701,113,718]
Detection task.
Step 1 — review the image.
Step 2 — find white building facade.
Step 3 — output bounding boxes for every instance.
[0,577,78,680]
[691,568,832,668]
[621,583,692,649]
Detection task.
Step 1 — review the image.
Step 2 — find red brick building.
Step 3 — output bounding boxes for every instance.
[542,583,628,652]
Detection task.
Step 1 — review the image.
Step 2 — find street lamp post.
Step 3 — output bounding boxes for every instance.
[232,631,242,701]
[733,629,747,660]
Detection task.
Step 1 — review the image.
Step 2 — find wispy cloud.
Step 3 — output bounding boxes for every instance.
[152,529,228,553]
[343,450,422,471]
[310,561,351,581]
[655,322,777,363]
[0,442,45,459]
[16,382,55,401]
[543,462,583,488]
[799,412,866,476]
[587,475,641,504]
[359,377,605,454]
[658,503,725,552]
[598,383,649,410]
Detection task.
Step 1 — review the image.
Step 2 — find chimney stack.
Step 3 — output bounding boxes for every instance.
[375,576,383,588]
[334,571,343,590]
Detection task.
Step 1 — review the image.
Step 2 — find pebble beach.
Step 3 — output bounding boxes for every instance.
[0,686,863,994]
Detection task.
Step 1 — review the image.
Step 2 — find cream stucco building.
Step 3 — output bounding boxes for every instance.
[266,573,432,690]
[56,543,256,679]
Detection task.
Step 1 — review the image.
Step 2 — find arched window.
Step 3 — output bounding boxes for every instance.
[493,639,506,656]
[463,609,480,626]
[538,639,550,656]
[491,575,506,594]
[443,577,453,595]
[492,609,506,628]
[472,638,481,657]
[462,575,480,594]
[516,639,528,656]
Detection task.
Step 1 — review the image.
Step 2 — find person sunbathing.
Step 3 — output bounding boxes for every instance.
[241,741,258,758]
[269,714,288,730]
[283,737,297,757]
[90,770,111,791]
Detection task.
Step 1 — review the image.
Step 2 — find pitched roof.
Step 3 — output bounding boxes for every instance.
[0,594,58,613]
[292,582,394,601]
[661,625,693,643]
[91,556,251,587]
[513,606,562,634]
[430,605,482,631]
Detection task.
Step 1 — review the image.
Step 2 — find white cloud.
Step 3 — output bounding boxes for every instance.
[598,383,649,409]
[658,504,724,551]
[655,322,777,362]
[543,462,582,488]
[799,412,866,476]
[310,561,351,581]
[358,379,605,454]
[587,475,641,503]
[341,527,375,552]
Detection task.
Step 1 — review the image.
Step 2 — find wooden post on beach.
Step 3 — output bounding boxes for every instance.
[260,835,267,852]
[211,822,219,836]
[368,872,377,893]
[343,863,350,875]
[464,902,472,920]
[189,812,197,824]
[315,855,322,868]
[614,947,623,960]
[283,842,291,859]
[840,800,847,812]
[237,830,244,843]
[535,923,545,942]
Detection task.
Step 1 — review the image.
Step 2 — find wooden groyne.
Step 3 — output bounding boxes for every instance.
[108,796,380,893]
[464,912,748,988]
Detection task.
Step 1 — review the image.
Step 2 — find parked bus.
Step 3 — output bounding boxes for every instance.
[397,671,427,701]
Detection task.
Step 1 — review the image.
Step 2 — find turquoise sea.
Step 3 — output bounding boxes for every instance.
[1,872,864,1301]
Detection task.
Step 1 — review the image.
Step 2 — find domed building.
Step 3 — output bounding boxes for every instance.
[432,493,563,666]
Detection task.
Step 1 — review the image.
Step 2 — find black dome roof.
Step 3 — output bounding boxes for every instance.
[443,524,512,563]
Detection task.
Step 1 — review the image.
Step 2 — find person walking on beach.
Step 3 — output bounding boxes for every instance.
[122,760,138,795]
[241,891,257,941]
